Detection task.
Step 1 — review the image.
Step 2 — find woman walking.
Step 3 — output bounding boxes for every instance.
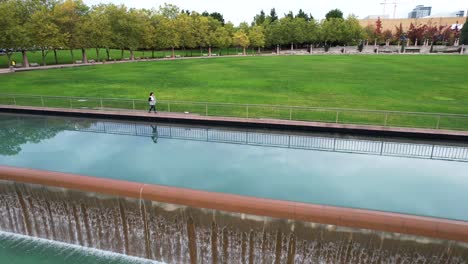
[148,92,157,113]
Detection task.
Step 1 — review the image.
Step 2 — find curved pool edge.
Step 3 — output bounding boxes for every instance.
[1,165,467,243]
[2,105,468,141]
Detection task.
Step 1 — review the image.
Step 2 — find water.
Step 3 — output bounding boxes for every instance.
[0,231,162,264]
[1,113,468,222]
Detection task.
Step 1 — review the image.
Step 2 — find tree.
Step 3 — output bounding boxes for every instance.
[156,15,179,57]
[253,10,266,26]
[209,12,224,25]
[248,25,265,53]
[343,15,364,45]
[233,30,250,55]
[193,14,210,55]
[394,23,404,43]
[53,0,89,64]
[86,4,113,61]
[28,7,64,66]
[320,17,346,46]
[325,9,343,20]
[0,0,34,67]
[269,8,278,23]
[296,9,310,22]
[159,3,179,19]
[461,19,468,45]
[407,23,425,45]
[176,13,197,53]
[285,11,294,19]
[211,26,231,55]
[383,29,393,45]
[374,17,383,44]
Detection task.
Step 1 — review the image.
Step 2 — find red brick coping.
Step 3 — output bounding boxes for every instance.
[0,165,467,243]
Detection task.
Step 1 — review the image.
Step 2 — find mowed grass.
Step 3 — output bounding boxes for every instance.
[1,55,467,130]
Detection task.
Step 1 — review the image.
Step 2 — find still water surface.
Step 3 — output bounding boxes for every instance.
[1,113,468,221]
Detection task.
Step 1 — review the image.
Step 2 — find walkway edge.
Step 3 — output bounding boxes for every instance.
[1,105,468,141]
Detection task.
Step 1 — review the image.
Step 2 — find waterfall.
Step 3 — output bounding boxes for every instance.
[0,180,467,263]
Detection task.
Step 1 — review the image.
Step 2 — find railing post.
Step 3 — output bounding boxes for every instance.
[246,105,249,118]
[69,97,72,109]
[335,111,340,123]
[289,108,292,120]
[132,100,135,110]
[436,115,441,129]
[384,113,388,126]
[100,98,103,109]
[40,96,44,107]
[205,104,208,116]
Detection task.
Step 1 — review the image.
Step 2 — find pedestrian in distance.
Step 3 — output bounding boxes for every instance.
[148,92,157,113]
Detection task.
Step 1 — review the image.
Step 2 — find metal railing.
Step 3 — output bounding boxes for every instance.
[56,118,468,162]
[1,93,468,131]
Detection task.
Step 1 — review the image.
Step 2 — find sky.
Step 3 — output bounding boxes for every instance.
[83,0,468,25]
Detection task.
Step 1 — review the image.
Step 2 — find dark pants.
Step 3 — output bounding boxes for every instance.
[148,105,157,113]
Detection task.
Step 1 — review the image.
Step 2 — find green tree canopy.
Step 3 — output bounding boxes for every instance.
[460,19,468,45]
[325,8,343,20]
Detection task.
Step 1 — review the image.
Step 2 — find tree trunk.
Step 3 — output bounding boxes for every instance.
[54,49,58,64]
[208,46,212,56]
[22,50,29,68]
[219,48,222,56]
[243,47,246,55]
[82,48,88,63]
[130,50,134,60]
[41,49,46,66]
[106,48,110,60]
[96,48,100,62]
[6,53,12,67]
[291,42,294,51]
[172,47,175,58]
[70,50,75,64]
[258,47,261,54]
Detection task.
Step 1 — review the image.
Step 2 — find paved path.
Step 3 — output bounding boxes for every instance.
[1,104,468,140]
[0,54,265,74]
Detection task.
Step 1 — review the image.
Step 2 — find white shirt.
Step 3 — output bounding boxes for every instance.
[149,95,156,106]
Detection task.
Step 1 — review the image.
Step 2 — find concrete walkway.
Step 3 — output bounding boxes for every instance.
[1,104,468,140]
[0,54,262,74]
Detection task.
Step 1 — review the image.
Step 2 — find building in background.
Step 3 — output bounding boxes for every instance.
[408,5,432,18]
[455,10,465,17]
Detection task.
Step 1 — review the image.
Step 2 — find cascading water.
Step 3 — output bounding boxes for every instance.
[0,180,467,263]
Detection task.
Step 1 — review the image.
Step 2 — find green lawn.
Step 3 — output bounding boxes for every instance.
[1,55,467,130]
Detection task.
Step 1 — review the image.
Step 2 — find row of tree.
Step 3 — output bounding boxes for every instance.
[0,0,365,66]
[364,17,468,46]
[1,0,467,67]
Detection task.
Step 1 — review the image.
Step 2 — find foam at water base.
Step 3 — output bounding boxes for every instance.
[0,230,165,264]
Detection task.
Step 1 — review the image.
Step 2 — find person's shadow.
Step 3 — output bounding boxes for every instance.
[151,125,159,144]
